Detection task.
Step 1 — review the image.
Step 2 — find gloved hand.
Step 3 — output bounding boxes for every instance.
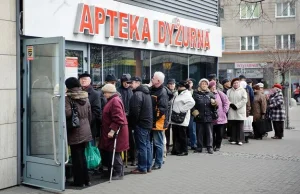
[192,110,200,117]
[230,103,238,110]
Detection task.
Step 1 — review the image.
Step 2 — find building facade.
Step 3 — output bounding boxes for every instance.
[220,0,300,87]
[0,0,221,191]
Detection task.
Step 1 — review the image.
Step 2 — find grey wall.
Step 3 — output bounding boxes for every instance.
[114,0,219,25]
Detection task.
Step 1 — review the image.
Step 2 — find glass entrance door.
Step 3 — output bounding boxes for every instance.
[22,37,67,191]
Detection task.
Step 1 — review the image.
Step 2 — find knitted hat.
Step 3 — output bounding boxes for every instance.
[208,80,216,88]
[222,79,230,85]
[273,83,282,90]
[101,83,117,93]
[105,74,118,82]
[231,78,240,86]
[199,78,209,86]
[177,80,189,89]
[65,77,81,89]
[257,83,264,88]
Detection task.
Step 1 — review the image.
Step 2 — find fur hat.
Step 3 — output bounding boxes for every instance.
[101,83,117,93]
[273,83,282,90]
[177,80,189,89]
[199,78,209,86]
[105,74,118,82]
[231,78,240,86]
[65,77,81,89]
[208,80,216,88]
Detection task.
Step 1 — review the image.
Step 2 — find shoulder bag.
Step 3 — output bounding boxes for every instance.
[66,98,80,130]
[170,95,187,124]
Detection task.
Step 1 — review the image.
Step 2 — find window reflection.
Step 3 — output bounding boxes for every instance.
[151,51,188,83]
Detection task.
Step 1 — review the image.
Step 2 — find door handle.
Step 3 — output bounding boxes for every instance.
[63,120,69,164]
[51,95,61,165]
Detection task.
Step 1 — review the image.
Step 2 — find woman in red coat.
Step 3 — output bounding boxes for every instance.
[99,83,129,180]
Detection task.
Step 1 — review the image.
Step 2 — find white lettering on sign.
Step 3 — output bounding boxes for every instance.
[73,3,210,51]
[235,63,262,69]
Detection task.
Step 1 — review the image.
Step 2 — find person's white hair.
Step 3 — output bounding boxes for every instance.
[154,71,165,82]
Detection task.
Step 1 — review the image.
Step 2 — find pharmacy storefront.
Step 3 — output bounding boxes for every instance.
[20,0,221,191]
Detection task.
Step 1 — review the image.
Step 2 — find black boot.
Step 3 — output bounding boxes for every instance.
[207,148,213,154]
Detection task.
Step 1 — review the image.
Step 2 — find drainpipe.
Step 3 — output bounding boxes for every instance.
[16,0,21,185]
[216,0,221,79]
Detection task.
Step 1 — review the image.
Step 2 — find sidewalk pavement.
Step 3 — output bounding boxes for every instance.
[2,106,300,194]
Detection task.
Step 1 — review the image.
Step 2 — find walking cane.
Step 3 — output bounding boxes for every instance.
[109,127,121,183]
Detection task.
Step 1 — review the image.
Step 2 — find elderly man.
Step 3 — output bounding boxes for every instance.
[129,76,153,174]
[79,72,102,140]
[150,72,172,170]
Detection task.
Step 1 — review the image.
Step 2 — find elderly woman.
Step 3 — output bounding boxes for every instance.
[208,81,230,152]
[192,79,218,154]
[251,85,267,139]
[227,78,248,145]
[267,84,286,139]
[99,84,129,180]
[65,77,92,187]
[170,80,195,156]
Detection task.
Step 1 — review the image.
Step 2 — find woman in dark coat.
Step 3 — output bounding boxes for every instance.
[99,83,129,180]
[65,77,92,187]
[192,79,218,154]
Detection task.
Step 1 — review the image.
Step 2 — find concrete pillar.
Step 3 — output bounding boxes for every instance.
[0,0,17,189]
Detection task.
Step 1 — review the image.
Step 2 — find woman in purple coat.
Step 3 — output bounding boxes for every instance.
[99,84,129,180]
[209,81,230,151]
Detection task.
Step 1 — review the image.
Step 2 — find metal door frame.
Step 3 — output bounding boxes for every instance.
[22,36,66,192]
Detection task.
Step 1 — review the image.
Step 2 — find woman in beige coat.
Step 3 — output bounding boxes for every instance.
[227,78,248,145]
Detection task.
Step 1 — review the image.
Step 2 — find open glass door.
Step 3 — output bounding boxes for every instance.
[22,37,67,191]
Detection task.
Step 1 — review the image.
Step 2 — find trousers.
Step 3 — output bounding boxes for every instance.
[196,122,213,149]
[172,125,188,154]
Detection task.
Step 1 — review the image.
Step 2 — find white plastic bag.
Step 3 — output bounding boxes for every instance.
[244,116,253,133]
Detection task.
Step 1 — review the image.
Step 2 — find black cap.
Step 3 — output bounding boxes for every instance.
[130,76,142,82]
[246,78,253,84]
[121,74,131,82]
[167,79,176,84]
[177,80,189,89]
[208,74,217,80]
[222,79,230,85]
[78,71,91,79]
[65,77,81,89]
[239,75,246,79]
[105,74,118,82]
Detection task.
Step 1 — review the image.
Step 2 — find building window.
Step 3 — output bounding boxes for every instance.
[240,36,259,51]
[276,34,296,49]
[276,2,295,17]
[219,7,224,19]
[222,37,225,51]
[240,3,260,19]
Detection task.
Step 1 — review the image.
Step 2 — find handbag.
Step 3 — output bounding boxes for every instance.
[171,111,187,124]
[252,119,272,134]
[66,98,80,130]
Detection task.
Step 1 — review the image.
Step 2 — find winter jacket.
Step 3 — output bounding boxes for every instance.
[227,86,248,121]
[251,91,267,122]
[245,88,252,117]
[65,87,92,145]
[267,89,286,121]
[129,85,153,129]
[192,89,218,123]
[169,89,195,127]
[118,86,133,116]
[99,94,129,152]
[213,90,230,125]
[150,85,173,130]
[246,85,254,103]
[83,85,102,138]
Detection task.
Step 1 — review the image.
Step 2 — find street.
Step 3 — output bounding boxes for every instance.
[2,106,300,194]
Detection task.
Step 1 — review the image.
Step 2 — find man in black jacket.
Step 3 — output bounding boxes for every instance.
[79,72,102,140]
[129,77,153,174]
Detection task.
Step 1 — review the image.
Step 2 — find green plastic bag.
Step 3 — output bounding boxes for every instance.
[85,142,101,169]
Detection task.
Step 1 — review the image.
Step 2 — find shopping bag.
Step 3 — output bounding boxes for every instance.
[244,116,253,133]
[85,142,101,169]
[252,119,272,134]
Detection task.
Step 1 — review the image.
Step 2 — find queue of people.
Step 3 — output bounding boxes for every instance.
[64,72,287,187]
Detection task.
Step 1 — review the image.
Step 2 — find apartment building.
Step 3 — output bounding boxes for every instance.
[219,0,300,87]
